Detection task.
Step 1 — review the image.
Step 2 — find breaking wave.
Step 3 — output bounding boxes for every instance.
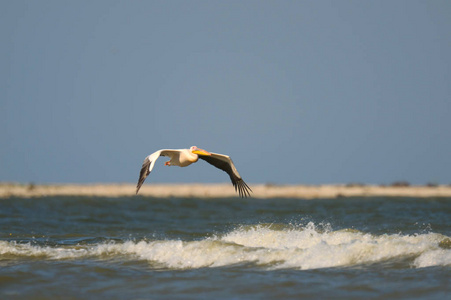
[2,223,450,270]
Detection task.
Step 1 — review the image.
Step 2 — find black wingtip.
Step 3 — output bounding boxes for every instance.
[136,159,151,195]
[235,179,252,198]
[136,180,144,195]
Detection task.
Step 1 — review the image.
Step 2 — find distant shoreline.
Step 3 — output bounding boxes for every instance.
[1,183,451,199]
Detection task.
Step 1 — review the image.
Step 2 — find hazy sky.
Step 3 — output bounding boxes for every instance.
[1,0,450,185]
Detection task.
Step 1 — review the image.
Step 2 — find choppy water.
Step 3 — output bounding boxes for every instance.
[1,196,450,299]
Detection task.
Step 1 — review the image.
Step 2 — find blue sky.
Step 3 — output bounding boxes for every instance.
[1,0,450,185]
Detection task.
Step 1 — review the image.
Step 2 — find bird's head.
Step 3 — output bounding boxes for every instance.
[190,146,212,156]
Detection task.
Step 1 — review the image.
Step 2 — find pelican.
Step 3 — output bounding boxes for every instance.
[136,146,252,197]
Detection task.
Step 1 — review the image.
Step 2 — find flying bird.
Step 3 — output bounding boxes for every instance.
[136,146,252,197]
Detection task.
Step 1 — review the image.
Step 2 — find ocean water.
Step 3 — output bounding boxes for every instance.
[0,196,450,299]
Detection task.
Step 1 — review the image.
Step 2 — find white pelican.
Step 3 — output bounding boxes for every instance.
[136,146,252,197]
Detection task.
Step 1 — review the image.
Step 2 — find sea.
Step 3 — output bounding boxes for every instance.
[1,196,450,299]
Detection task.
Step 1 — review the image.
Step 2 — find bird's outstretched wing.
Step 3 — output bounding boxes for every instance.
[136,149,179,194]
[198,153,252,198]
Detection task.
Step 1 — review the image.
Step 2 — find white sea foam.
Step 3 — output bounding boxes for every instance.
[413,249,451,268]
[0,241,90,259]
[1,223,450,270]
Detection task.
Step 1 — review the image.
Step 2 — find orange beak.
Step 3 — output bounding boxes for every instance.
[191,147,211,156]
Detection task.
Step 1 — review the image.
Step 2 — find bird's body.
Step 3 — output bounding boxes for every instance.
[136,146,252,197]
[160,149,198,167]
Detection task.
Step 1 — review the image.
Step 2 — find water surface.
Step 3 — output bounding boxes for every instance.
[1,196,450,299]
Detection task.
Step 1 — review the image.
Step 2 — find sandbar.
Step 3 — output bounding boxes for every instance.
[1,183,451,199]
